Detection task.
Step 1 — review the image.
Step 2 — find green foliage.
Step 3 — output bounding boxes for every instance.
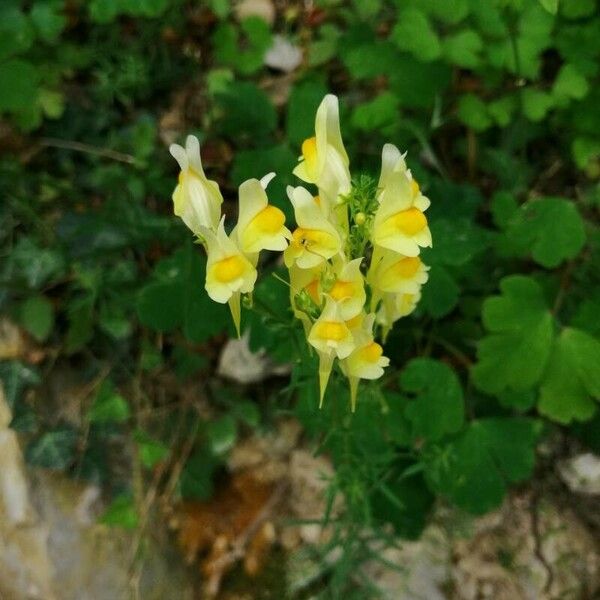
[25,425,78,470]
[538,328,600,423]
[136,246,230,341]
[423,418,541,513]
[400,358,465,442]
[88,380,131,424]
[19,295,54,342]
[472,276,553,395]
[99,494,139,529]
[498,197,586,268]
[2,0,600,591]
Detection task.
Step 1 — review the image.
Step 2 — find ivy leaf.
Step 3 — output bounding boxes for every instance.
[89,381,130,424]
[100,494,139,529]
[19,295,54,342]
[179,448,218,500]
[25,425,78,470]
[500,197,586,268]
[424,418,541,513]
[390,8,441,62]
[0,361,40,411]
[207,415,237,455]
[134,429,169,469]
[400,358,464,442]
[472,276,554,395]
[538,328,600,424]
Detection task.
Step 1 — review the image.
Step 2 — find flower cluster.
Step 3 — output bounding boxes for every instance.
[170,95,432,410]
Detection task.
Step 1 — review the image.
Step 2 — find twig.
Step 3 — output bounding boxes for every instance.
[204,480,288,596]
[39,137,136,164]
[530,490,554,594]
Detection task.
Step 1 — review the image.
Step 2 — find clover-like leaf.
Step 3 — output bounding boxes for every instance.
[401,359,464,442]
[424,418,541,513]
[390,8,441,62]
[472,276,554,395]
[538,328,600,424]
[500,197,586,268]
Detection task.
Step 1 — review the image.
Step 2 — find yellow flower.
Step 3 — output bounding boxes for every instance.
[308,297,356,406]
[342,314,390,410]
[368,250,429,297]
[289,263,324,318]
[376,289,422,340]
[284,185,343,269]
[327,256,366,321]
[377,143,408,193]
[293,95,351,206]
[169,135,223,234]
[235,174,291,254]
[203,218,257,336]
[372,146,432,257]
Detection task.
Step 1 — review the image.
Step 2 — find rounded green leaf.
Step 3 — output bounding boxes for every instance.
[472,276,554,395]
[400,358,464,442]
[391,8,441,62]
[539,328,600,424]
[457,94,492,131]
[0,59,39,112]
[20,295,54,342]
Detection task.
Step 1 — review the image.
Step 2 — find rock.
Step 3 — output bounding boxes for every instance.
[559,453,600,495]
[0,384,194,600]
[362,525,451,600]
[0,318,26,360]
[235,0,275,25]
[264,36,303,72]
[217,332,289,384]
[0,386,56,600]
[451,491,600,599]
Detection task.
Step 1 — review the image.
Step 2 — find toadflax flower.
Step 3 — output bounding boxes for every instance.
[235,174,291,254]
[372,145,432,257]
[171,94,432,411]
[169,135,223,234]
[284,185,343,269]
[293,94,351,207]
[342,314,390,411]
[368,251,429,299]
[326,256,367,321]
[203,218,257,336]
[308,297,356,406]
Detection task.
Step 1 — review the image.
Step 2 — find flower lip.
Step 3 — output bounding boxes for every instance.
[213,255,246,283]
[393,207,428,235]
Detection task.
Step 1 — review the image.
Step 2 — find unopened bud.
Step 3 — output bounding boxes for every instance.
[355,212,366,225]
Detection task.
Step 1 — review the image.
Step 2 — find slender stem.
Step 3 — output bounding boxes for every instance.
[39,137,137,164]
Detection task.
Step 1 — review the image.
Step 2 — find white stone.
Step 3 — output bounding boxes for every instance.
[559,453,600,495]
[264,36,303,72]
